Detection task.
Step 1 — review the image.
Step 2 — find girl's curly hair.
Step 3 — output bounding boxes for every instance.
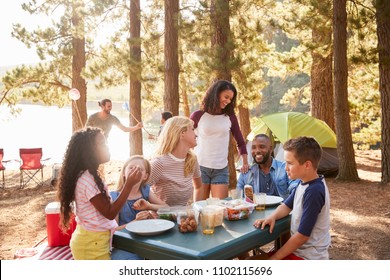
[57,127,106,231]
[201,80,237,116]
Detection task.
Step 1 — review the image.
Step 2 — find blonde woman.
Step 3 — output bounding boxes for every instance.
[110,155,167,260]
[147,116,203,206]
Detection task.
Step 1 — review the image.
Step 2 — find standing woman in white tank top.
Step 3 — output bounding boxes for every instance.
[190,80,249,199]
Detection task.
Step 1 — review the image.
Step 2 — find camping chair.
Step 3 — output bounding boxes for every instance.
[17,148,50,188]
[0,148,11,189]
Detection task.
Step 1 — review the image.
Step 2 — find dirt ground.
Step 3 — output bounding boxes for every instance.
[0,150,389,260]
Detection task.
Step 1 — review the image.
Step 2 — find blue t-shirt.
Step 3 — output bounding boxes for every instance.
[109,184,151,226]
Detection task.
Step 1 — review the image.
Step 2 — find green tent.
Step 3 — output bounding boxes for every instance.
[247,112,338,175]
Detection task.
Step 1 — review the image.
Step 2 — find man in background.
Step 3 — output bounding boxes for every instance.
[86,99,143,139]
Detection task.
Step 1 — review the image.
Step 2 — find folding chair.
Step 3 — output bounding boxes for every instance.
[18,148,50,188]
[0,148,11,189]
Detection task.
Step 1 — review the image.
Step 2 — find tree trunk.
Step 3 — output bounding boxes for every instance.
[210,0,231,80]
[164,0,180,116]
[210,0,237,189]
[179,49,190,117]
[310,28,335,131]
[129,0,143,155]
[375,0,390,184]
[71,1,87,132]
[238,105,251,141]
[237,105,250,168]
[333,0,359,181]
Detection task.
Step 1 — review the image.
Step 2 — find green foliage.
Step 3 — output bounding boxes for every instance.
[2,62,71,107]
[265,0,380,149]
[1,0,121,110]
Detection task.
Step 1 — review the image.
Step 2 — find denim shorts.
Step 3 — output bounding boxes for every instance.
[200,166,229,185]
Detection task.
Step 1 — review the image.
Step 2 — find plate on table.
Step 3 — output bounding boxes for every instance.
[125,219,175,236]
[266,195,284,206]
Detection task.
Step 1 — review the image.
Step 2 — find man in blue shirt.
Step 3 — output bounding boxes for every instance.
[237,134,299,200]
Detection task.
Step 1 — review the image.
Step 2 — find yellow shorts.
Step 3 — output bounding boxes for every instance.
[70,224,111,260]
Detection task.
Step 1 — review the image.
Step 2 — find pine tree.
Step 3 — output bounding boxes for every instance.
[333,0,360,181]
[375,0,390,184]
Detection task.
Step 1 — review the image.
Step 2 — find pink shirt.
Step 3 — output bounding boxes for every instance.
[74,170,118,231]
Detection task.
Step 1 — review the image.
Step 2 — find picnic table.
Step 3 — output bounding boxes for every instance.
[112,205,290,260]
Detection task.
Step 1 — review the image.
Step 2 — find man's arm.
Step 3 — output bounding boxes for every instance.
[117,122,143,133]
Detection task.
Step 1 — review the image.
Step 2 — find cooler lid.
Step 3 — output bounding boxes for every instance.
[45,201,61,214]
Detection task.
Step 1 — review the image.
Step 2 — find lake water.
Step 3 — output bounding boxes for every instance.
[0,104,158,170]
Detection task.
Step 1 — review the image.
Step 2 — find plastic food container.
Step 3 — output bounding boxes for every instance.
[219,199,256,221]
[203,205,224,227]
[157,207,177,222]
[177,209,198,233]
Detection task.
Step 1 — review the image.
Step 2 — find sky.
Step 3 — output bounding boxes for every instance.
[0,1,44,67]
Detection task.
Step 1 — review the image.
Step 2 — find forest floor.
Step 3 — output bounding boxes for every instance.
[0,150,389,260]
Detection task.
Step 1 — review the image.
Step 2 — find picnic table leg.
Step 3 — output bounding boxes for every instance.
[274,232,291,249]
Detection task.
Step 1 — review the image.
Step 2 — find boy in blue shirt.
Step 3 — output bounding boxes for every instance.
[253,136,331,260]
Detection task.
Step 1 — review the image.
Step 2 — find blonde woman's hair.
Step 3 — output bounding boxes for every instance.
[156,116,197,177]
[116,155,151,191]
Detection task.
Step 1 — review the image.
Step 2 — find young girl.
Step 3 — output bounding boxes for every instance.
[190,80,249,199]
[57,127,143,260]
[110,155,168,260]
[147,116,203,206]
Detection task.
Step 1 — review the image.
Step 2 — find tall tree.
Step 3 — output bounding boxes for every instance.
[333,0,359,181]
[210,0,238,188]
[129,0,143,155]
[309,1,335,131]
[179,48,190,117]
[71,0,87,131]
[164,0,180,116]
[375,0,390,184]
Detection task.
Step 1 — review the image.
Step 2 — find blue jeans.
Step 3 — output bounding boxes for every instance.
[200,166,229,185]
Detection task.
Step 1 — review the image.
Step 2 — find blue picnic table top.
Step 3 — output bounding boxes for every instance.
[113,205,290,260]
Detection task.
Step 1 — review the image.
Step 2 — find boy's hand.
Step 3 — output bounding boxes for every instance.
[253,218,276,233]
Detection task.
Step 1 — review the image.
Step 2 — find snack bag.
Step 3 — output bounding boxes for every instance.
[244,185,254,202]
